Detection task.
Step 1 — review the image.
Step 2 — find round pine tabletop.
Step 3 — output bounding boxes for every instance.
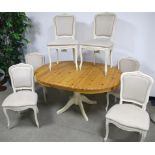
[35,61,121,94]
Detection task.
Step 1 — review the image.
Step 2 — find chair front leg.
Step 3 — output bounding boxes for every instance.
[56,49,60,64]
[48,47,52,71]
[42,87,47,103]
[104,50,108,76]
[32,106,39,128]
[140,131,147,142]
[74,47,78,71]
[104,119,110,142]
[3,108,10,129]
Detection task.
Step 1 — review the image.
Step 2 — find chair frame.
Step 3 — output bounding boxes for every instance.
[25,52,47,103]
[106,57,140,111]
[79,13,116,76]
[104,71,154,142]
[3,64,39,128]
[48,14,78,71]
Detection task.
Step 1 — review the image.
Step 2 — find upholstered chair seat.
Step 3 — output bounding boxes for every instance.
[81,38,113,48]
[48,38,78,46]
[2,91,37,107]
[106,104,150,131]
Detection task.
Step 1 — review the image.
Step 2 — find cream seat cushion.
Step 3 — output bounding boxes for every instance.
[48,38,78,46]
[81,38,113,48]
[106,104,150,131]
[2,91,38,107]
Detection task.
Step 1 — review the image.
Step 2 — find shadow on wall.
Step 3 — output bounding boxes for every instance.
[114,18,137,55]
[26,16,41,53]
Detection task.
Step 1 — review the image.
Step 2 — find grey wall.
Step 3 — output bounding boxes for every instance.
[26,12,155,96]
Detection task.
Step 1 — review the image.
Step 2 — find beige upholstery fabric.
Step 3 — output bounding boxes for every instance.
[81,38,113,48]
[119,58,140,73]
[109,58,140,96]
[25,53,45,71]
[55,16,74,36]
[106,104,150,131]
[122,75,151,104]
[95,13,115,37]
[9,65,32,88]
[48,38,78,46]
[2,91,38,107]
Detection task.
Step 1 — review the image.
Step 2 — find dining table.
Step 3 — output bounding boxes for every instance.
[35,61,121,121]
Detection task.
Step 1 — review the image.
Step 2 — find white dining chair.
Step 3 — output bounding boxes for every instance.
[25,52,47,103]
[106,57,140,111]
[79,13,116,75]
[2,63,39,128]
[104,71,154,142]
[48,14,78,71]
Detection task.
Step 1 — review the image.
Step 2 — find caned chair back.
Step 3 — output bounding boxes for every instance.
[9,63,34,92]
[120,71,154,110]
[25,52,45,71]
[54,15,75,39]
[94,13,116,39]
[118,57,140,73]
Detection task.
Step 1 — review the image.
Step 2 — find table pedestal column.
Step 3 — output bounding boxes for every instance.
[57,92,97,121]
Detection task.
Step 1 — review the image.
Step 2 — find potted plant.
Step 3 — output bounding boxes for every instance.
[0,12,31,87]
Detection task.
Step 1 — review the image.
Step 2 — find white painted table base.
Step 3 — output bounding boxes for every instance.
[57,92,97,121]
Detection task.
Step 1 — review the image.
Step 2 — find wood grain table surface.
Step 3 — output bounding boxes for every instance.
[35,61,121,94]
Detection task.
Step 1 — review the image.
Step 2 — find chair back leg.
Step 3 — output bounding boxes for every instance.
[106,93,110,112]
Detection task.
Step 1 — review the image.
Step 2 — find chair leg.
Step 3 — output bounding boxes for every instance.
[79,102,88,121]
[106,93,110,112]
[73,48,75,64]
[114,96,117,103]
[32,107,39,128]
[42,87,47,103]
[48,47,52,71]
[104,119,110,142]
[93,52,96,65]
[79,47,83,70]
[110,49,112,68]
[74,47,78,71]
[140,131,147,142]
[56,49,60,64]
[104,50,108,76]
[3,108,10,129]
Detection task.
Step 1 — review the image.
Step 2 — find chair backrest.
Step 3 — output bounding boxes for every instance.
[118,57,140,73]
[25,52,45,72]
[120,71,154,110]
[54,15,75,39]
[9,63,34,92]
[94,13,116,39]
